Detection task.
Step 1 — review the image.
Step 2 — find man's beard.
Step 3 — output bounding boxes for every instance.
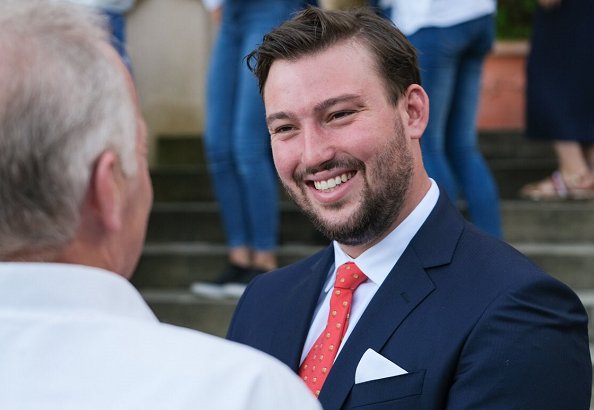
[283,120,414,246]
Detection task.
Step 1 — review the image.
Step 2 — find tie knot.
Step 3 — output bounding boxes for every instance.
[334,262,368,290]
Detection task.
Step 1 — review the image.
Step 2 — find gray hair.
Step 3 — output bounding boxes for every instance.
[0,0,137,258]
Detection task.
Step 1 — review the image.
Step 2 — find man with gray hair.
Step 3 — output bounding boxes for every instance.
[0,1,320,408]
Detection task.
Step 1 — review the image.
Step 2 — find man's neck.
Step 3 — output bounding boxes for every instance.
[339,177,433,258]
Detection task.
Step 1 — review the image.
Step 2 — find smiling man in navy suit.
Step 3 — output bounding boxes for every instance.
[226,7,592,409]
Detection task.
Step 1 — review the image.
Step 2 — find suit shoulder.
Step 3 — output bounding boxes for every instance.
[428,222,581,305]
[250,245,330,288]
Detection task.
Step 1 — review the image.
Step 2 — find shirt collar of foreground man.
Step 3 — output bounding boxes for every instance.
[226,6,593,409]
[0,1,321,409]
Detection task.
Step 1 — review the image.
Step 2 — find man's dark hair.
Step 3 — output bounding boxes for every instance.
[246,6,420,105]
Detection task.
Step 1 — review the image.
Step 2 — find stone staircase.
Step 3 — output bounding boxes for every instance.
[133,132,594,342]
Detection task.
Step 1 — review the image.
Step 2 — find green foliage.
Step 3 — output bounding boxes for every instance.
[496,0,536,39]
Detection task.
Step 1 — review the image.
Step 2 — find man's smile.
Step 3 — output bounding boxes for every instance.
[313,172,355,192]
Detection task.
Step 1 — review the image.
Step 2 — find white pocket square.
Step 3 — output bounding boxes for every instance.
[355,348,408,384]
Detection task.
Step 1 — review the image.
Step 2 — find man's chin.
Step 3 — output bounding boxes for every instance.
[309,212,363,241]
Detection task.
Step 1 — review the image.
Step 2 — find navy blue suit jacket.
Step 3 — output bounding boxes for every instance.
[228,193,592,409]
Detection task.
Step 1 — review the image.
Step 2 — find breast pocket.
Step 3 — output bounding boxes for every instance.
[349,369,425,409]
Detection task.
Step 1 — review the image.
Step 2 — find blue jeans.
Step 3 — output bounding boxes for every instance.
[410,14,502,238]
[104,11,130,69]
[205,0,302,250]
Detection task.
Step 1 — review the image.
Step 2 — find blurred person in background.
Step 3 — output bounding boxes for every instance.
[67,0,136,68]
[519,0,594,201]
[380,0,503,238]
[192,0,317,298]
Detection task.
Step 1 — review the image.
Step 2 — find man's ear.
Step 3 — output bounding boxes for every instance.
[90,150,123,233]
[403,84,429,140]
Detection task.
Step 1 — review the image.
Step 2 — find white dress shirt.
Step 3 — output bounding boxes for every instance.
[0,263,321,410]
[301,180,439,363]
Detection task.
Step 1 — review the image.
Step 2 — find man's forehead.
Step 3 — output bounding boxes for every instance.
[268,38,371,70]
[264,41,374,93]
[268,52,383,105]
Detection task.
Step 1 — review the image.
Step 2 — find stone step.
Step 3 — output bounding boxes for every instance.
[514,243,594,290]
[151,132,558,202]
[154,132,555,167]
[478,131,555,160]
[155,134,204,167]
[488,159,555,199]
[132,242,594,292]
[146,200,594,244]
[142,290,236,338]
[151,165,211,202]
[500,201,594,243]
[132,243,324,289]
[150,161,556,202]
[146,202,323,245]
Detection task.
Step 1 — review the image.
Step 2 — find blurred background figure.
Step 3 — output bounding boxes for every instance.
[192,0,317,298]
[519,0,594,201]
[380,0,503,238]
[67,0,136,68]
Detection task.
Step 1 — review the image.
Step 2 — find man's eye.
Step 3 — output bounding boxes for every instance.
[330,111,354,121]
[273,125,295,134]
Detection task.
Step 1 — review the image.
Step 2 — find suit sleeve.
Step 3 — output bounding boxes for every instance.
[446,277,592,409]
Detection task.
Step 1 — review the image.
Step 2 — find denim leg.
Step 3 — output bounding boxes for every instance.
[226,2,301,250]
[204,21,250,248]
[232,27,279,251]
[205,3,300,250]
[446,15,502,238]
[410,27,461,202]
[103,11,130,69]
[412,16,502,238]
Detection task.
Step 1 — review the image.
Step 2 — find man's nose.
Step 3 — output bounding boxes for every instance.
[301,124,335,169]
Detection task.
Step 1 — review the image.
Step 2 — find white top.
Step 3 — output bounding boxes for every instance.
[0,263,321,410]
[65,0,136,13]
[301,180,440,363]
[201,0,223,12]
[381,0,496,35]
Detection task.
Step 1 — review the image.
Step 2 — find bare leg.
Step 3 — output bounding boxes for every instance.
[252,250,278,272]
[229,246,251,268]
[554,141,590,177]
[584,143,594,170]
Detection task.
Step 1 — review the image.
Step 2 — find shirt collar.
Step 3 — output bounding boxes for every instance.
[0,262,156,322]
[328,179,439,291]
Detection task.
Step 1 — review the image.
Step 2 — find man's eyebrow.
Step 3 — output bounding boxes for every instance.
[266,94,362,127]
[266,111,292,127]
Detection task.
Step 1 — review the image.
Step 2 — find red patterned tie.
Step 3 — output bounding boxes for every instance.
[299,262,368,397]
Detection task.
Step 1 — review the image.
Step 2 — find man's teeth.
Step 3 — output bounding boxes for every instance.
[314,172,353,191]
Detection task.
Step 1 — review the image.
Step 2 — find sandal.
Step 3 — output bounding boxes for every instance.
[519,171,594,201]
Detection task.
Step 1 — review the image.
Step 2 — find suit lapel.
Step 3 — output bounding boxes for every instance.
[318,249,435,409]
[269,246,335,371]
[318,192,465,409]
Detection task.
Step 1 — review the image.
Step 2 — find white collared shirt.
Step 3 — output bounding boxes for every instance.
[300,180,439,363]
[0,263,320,410]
